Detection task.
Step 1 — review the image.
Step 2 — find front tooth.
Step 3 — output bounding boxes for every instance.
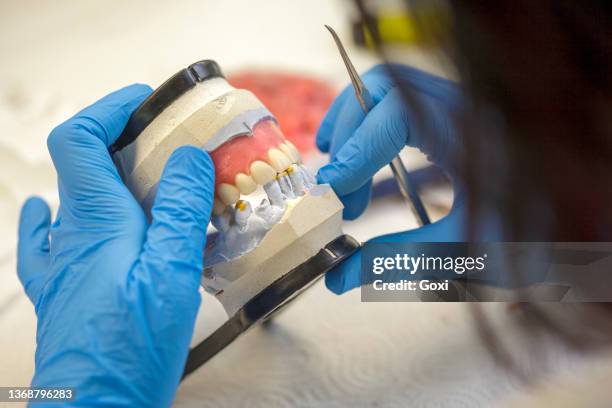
[279,142,297,162]
[218,183,240,205]
[250,160,276,185]
[235,173,257,195]
[213,198,225,215]
[280,141,301,163]
[268,148,292,172]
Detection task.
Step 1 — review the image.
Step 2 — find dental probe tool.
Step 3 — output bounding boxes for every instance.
[324,25,431,226]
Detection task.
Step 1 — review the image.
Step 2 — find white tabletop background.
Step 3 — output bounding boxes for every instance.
[0,1,607,407]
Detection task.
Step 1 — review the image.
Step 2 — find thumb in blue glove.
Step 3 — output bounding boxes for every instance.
[17,84,214,407]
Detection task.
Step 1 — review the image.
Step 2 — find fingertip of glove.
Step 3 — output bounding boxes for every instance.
[124,83,154,96]
[168,146,214,170]
[316,163,341,189]
[325,268,345,295]
[315,170,329,185]
[164,146,215,192]
[315,125,331,153]
[21,196,48,211]
[18,196,50,237]
[20,196,50,222]
[342,204,366,221]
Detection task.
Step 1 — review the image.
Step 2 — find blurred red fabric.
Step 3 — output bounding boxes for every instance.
[229,72,336,155]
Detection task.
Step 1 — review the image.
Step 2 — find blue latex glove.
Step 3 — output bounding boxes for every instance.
[316,64,469,294]
[17,84,215,407]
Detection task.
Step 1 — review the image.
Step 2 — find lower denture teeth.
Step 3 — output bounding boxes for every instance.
[250,160,276,185]
[268,148,292,172]
[263,180,285,208]
[277,171,295,199]
[235,173,257,195]
[218,183,240,206]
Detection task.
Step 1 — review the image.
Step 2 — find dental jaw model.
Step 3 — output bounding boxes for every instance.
[111,61,358,374]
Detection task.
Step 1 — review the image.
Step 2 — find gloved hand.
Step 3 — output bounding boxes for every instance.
[316,64,468,294]
[17,84,215,407]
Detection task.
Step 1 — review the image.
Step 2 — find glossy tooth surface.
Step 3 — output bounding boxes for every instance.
[218,183,240,205]
[250,160,276,185]
[279,142,297,162]
[235,173,257,195]
[285,141,301,162]
[213,198,225,215]
[268,148,292,172]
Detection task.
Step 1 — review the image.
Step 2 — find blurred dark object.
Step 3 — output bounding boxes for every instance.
[352,4,449,48]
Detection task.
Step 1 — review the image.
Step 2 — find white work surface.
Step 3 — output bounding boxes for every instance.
[0,1,606,407]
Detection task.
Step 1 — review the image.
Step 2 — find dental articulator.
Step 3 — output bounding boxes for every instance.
[110,60,359,376]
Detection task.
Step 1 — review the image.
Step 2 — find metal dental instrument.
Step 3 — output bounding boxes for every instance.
[325,25,431,226]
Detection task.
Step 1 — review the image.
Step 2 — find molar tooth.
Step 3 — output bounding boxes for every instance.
[235,173,257,195]
[268,148,292,172]
[218,183,240,206]
[277,171,295,199]
[250,160,276,185]
[213,198,225,215]
[263,180,285,208]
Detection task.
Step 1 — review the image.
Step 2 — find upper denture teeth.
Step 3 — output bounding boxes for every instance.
[235,173,257,195]
[218,183,240,206]
[250,160,276,185]
[267,148,292,172]
[280,141,301,163]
